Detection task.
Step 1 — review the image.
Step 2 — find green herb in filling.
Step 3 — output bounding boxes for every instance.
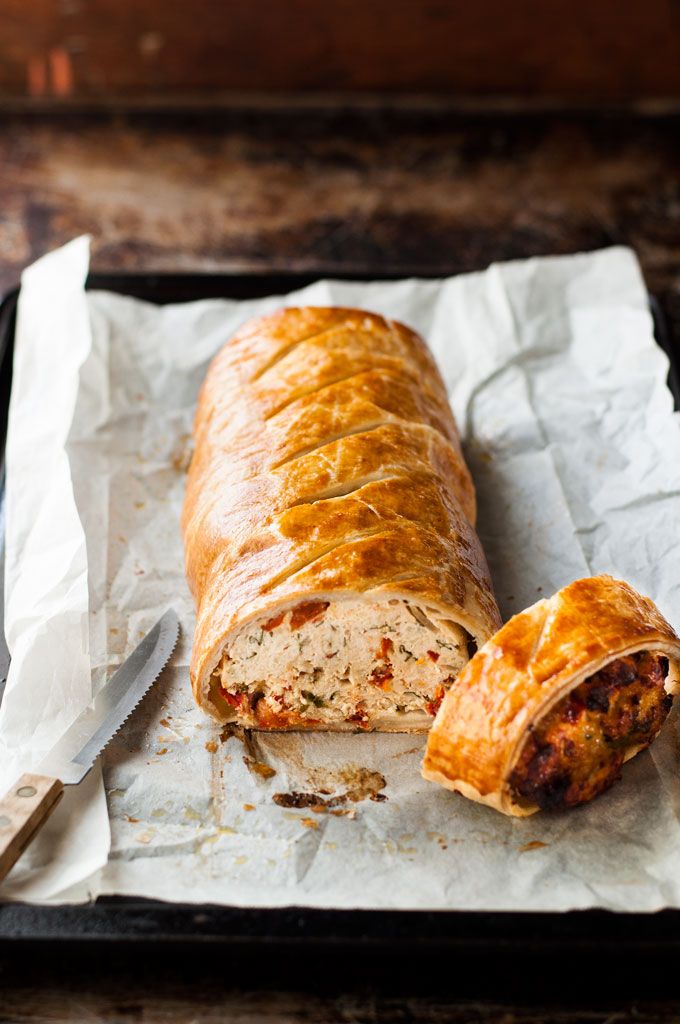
[301,690,326,708]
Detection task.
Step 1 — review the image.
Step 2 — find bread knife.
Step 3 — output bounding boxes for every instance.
[0,608,179,883]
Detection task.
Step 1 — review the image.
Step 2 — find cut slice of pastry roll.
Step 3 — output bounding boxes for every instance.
[422,575,680,815]
[182,306,501,730]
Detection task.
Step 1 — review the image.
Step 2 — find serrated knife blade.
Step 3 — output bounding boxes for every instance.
[39,607,180,785]
[0,608,180,884]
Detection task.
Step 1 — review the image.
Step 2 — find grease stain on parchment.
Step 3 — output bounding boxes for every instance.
[205,722,392,825]
[219,724,278,780]
[272,766,387,814]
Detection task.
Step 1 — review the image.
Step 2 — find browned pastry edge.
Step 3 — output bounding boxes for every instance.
[422,574,680,815]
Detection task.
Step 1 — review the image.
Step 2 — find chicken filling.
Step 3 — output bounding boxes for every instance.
[510,652,672,811]
[211,598,471,726]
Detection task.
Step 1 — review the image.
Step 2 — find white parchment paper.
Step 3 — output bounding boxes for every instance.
[3,238,680,910]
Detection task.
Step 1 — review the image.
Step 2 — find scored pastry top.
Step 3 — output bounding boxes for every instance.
[182,306,501,722]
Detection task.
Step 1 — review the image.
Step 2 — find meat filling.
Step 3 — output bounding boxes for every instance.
[510,652,672,811]
[210,598,469,727]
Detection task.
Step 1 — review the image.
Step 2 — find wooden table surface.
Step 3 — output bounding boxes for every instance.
[3,988,680,1024]
[3,946,680,1024]
[1,104,678,344]
[1,102,679,1022]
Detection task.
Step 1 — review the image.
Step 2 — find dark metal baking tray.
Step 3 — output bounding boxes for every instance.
[0,271,679,994]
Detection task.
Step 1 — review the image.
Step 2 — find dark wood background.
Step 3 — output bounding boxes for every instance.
[2,0,680,103]
[0,106,677,349]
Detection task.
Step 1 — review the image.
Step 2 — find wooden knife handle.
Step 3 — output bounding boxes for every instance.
[0,773,64,883]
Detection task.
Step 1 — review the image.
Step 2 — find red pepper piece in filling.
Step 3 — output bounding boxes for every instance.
[349,705,371,729]
[426,650,440,663]
[221,689,248,711]
[256,702,321,729]
[370,664,394,690]
[425,684,446,717]
[377,637,394,660]
[262,612,285,632]
[290,601,330,630]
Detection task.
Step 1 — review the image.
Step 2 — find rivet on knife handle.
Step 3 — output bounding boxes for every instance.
[0,773,64,883]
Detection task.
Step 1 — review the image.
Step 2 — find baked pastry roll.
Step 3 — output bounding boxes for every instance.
[182,306,501,730]
[422,575,680,815]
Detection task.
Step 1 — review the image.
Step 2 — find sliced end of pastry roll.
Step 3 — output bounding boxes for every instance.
[205,591,486,731]
[422,575,680,815]
[183,306,501,731]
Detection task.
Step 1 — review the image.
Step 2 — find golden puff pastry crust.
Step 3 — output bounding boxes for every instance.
[422,574,680,815]
[182,306,501,730]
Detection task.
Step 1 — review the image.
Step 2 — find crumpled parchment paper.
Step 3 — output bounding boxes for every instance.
[2,237,680,910]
